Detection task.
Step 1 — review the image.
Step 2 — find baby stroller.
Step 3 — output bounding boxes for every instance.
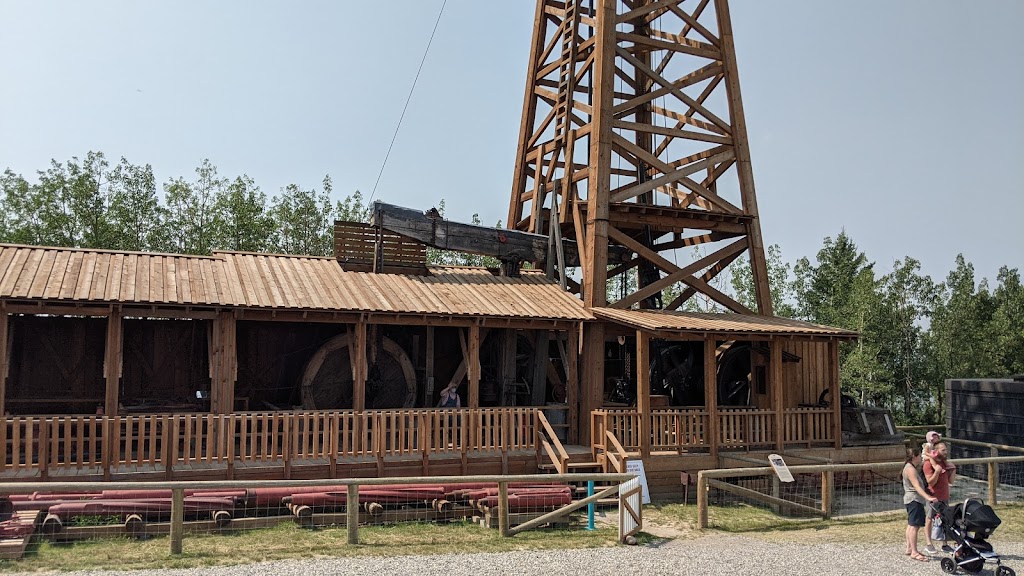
[934,499,1014,575]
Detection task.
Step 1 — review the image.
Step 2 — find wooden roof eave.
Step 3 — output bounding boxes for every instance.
[594,318,858,342]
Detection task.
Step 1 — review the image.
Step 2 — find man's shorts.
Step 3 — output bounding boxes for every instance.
[906,501,925,527]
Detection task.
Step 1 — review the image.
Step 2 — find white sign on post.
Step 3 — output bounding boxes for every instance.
[625,459,652,504]
[768,454,794,483]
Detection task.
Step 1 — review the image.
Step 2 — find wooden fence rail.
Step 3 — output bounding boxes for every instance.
[0,473,637,555]
[695,455,1024,528]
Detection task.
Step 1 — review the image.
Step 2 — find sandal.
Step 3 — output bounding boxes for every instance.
[910,553,929,562]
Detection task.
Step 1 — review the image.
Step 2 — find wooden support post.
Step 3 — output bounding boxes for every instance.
[821,470,834,519]
[103,309,123,417]
[696,471,709,529]
[829,340,842,450]
[531,329,549,406]
[499,329,517,406]
[771,338,784,452]
[704,335,719,459]
[0,309,7,417]
[988,446,999,507]
[352,321,367,412]
[210,312,237,414]
[498,481,510,537]
[169,488,184,554]
[580,323,605,445]
[635,330,651,458]
[468,324,481,408]
[424,326,435,406]
[347,484,359,545]
[566,326,579,445]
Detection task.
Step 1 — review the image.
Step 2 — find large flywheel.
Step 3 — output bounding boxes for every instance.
[301,333,416,410]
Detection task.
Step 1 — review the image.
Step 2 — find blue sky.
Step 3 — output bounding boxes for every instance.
[1,1,1021,286]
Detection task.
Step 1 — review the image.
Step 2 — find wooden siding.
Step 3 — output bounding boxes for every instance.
[782,340,831,407]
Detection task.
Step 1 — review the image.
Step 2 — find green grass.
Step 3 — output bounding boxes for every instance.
[5,504,1021,572]
[0,520,620,573]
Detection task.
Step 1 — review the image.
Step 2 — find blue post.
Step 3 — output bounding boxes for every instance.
[587,480,595,530]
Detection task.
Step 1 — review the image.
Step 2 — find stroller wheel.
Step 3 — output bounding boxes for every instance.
[940,557,957,574]
[996,567,1015,576]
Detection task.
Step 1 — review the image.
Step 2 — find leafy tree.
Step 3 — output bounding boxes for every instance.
[927,255,998,384]
[107,158,165,252]
[877,257,937,421]
[990,266,1024,376]
[271,175,335,256]
[729,244,796,317]
[0,169,40,244]
[214,175,275,253]
[792,231,874,329]
[162,159,224,254]
[336,190,371,223]
[65,151,116,248]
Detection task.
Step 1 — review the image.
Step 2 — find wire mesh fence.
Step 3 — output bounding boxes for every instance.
[698,454,1024,530]
[0,473,635,560]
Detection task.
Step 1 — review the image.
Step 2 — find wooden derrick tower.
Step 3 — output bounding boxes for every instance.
[508,0,775,428]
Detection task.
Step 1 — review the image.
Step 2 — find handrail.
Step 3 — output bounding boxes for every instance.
[535,410,568,474]
[604,429,629,474]
[902,431,1024,454]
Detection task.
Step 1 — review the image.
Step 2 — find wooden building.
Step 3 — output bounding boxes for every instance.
[0,240,901,494]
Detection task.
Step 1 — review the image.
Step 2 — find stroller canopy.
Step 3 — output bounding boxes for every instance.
[953,499,1002,532]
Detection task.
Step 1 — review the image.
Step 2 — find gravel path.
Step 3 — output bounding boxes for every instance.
[9,536,1023,576]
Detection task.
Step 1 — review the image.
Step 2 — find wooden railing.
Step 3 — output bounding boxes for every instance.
[594,409,712,454]
[782,407,834,446]
[650,409,710,452]
[595,407,838,454]
[717,408,775,448]
[535,411,568,473]
[1,408,542,478]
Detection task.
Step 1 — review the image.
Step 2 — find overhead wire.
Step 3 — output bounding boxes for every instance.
[367,0,448,205]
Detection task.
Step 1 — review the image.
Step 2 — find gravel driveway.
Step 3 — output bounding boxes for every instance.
[10,535,1022,576]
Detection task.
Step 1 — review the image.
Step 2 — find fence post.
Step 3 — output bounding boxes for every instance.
[988,446,998,507]
[498,481,510,537]
[347,483,359,545]
[821,470,834,519]
[697,471,709,529]
[770,475,780,515]
[170,488,184,554]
